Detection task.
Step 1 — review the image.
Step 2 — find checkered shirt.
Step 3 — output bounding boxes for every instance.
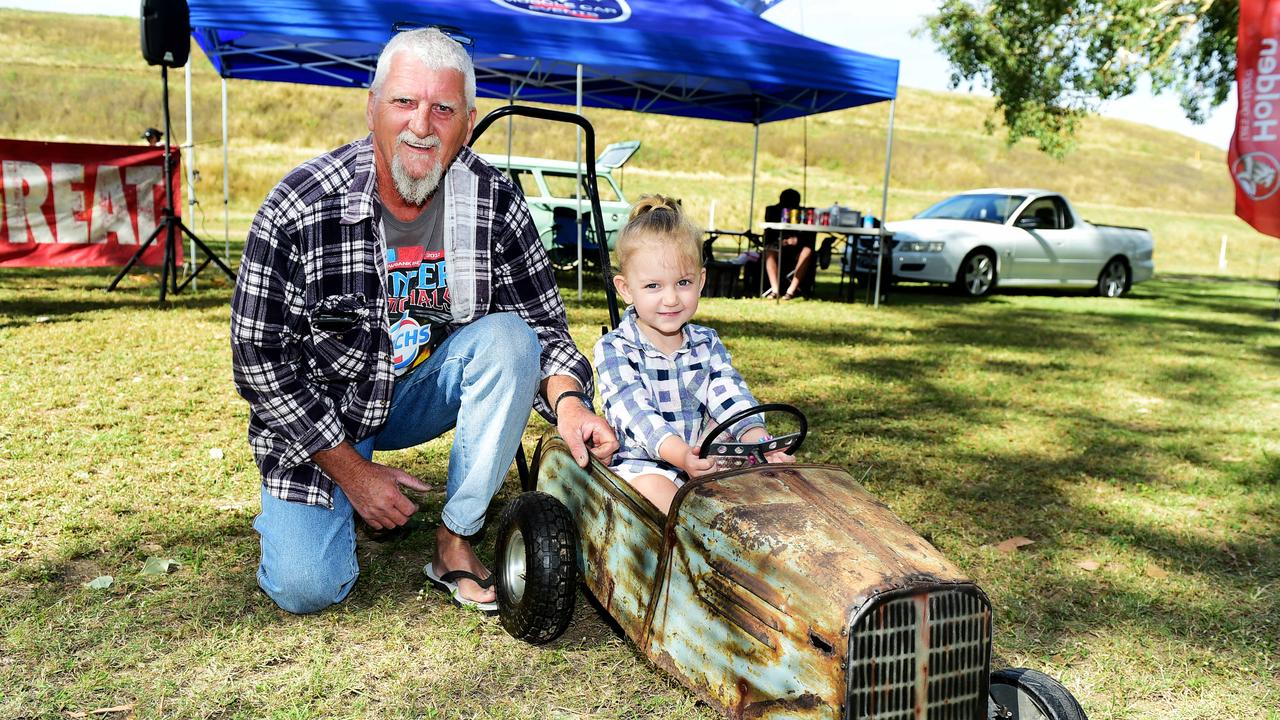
[593,307,764,479]
[231,136,590,508]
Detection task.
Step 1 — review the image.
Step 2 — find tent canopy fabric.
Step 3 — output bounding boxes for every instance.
[188,0,898,123]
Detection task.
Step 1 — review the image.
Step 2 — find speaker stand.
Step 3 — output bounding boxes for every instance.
[108,65,235,301]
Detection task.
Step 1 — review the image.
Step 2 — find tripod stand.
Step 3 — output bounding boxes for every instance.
[108,65,235,301]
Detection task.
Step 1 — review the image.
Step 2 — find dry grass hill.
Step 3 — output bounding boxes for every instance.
[1,8,1275,278]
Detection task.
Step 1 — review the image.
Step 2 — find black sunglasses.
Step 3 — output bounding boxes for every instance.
[391,22,475,54]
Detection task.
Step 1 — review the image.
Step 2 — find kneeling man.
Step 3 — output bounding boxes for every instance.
[230,28,617,614]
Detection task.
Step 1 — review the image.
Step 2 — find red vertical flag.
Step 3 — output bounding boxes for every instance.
[1230,0,1280,237]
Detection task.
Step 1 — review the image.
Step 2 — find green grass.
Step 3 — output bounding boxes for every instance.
[0,266,1276,719]
[2,7,1279,719]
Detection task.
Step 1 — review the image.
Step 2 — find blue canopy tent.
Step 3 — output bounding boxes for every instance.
[183,0,900,300]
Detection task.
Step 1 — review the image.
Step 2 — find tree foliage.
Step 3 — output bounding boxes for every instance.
[925,0,1239,156]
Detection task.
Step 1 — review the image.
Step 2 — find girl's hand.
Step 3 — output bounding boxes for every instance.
[764,449,795,464]
[682,447,717,478]
[739,427,796,465]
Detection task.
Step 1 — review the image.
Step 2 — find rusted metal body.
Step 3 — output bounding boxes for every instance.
[531,433,993,720]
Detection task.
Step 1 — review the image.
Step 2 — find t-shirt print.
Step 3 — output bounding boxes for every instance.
[386,245,451,375]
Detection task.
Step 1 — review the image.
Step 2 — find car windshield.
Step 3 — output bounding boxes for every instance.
[916,194,1026,224]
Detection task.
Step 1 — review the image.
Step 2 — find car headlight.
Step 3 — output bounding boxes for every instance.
[899,240,945,253]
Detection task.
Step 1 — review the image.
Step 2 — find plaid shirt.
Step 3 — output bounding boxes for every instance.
[593,307,763,477]
[231,136,590,508]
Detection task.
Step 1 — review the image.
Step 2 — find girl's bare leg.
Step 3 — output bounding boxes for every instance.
[626,473,679,514]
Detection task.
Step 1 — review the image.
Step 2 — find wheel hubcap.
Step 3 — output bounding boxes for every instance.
[503,528,526,604]
[990,686,1051,720]
[965,255,993,295]
[1103,262,1125,297]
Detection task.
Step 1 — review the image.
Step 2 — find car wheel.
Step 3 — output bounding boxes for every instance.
[955,249,997,297]
[989,668,1088,720]
[1094,258,1129,298]
[495,491,577,644]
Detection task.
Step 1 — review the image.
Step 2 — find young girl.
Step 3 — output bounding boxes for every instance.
[594,195,793,514]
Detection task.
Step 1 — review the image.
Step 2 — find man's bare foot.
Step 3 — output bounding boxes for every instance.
[432,525,496,605]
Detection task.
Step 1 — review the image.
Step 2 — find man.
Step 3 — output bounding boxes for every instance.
[230,29,617,614]
[761,188,817,300]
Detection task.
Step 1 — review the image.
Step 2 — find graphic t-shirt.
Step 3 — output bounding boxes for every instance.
[382,194,451,377]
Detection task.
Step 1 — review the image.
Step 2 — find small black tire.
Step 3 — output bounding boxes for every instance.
[990,667,1088,720]
[494,491,578,644]
[955,249,998,297]
[1094,257,1129,298]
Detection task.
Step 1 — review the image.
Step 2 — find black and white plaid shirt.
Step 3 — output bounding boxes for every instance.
[231,136,591,508]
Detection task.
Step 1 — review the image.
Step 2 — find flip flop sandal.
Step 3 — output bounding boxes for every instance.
[423,562,498,614]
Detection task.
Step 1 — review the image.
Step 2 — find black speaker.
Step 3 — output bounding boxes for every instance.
[140,0,191,68]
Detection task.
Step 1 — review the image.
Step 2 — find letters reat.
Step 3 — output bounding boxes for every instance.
[0,140,175,267]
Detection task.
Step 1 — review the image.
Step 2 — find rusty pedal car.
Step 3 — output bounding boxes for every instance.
[469,108,1089,720]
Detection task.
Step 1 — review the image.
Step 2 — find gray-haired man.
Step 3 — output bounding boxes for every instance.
[231,29,617,614]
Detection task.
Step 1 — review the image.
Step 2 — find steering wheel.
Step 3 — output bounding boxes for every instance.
[697,403,807,471]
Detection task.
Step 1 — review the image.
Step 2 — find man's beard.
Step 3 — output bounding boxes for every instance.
[390,131,444,206]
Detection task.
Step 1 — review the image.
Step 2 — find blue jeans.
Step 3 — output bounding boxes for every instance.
[254,312,540,614]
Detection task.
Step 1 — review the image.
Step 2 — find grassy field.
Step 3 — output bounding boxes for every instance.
[0,265,1277,719]
[2,7,1279,720]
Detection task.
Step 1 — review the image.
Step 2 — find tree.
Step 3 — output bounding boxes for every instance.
[925,0,1239,156]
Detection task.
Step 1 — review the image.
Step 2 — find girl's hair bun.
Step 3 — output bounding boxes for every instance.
[628,194,682,222]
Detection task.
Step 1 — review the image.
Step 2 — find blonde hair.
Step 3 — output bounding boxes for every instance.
[616,194,703,272]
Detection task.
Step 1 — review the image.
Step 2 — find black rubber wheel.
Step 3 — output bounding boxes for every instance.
[1093,258,1129,298]
[989,668,1088,720]
[494,491,577,644]
[955,249,998,297]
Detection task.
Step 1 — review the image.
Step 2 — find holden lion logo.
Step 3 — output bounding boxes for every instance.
[489,0,631,22]
[1233,151,1280,201]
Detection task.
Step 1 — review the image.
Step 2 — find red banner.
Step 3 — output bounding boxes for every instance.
[0,139,182,267]
[1230,0,1280,237]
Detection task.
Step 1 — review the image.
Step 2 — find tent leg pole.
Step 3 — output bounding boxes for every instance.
[507,79,514,165]
[222,77,230,261]
[749,121,760,294]
[873,99,895,309]
[184,61,197,291]
[575,63,584,301]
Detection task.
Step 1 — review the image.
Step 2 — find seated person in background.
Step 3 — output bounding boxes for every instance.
[595,195,795,514]
[762,188,817,300]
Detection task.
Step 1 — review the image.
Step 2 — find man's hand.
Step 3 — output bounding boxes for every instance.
[556,398,619,468]
[313,442,431,529]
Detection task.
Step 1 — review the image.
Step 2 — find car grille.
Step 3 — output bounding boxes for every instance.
[846,587,991,720]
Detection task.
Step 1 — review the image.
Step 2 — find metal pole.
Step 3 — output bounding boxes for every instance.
[184,61,197,289]
[507,79,514,166]
[221,77,230,261]
[873,100,896,309]
[748,122,759,233]
[575,63,584,301]
[749,121,761,294]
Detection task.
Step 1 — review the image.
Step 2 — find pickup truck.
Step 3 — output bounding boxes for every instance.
[886,188,1155,297]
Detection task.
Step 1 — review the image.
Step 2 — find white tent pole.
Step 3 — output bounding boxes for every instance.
[184,61,197,288]
[506,79,514,165]
[748,121,761,295]
[748,121,759,233]
[873,99,896,309]
[575,63,583,301]
[222,77,230,261]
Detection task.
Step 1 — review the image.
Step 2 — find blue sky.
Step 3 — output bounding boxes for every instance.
[23,0,1234,148]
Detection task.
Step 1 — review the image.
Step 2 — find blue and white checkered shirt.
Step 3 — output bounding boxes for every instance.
[594,307,764,480]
